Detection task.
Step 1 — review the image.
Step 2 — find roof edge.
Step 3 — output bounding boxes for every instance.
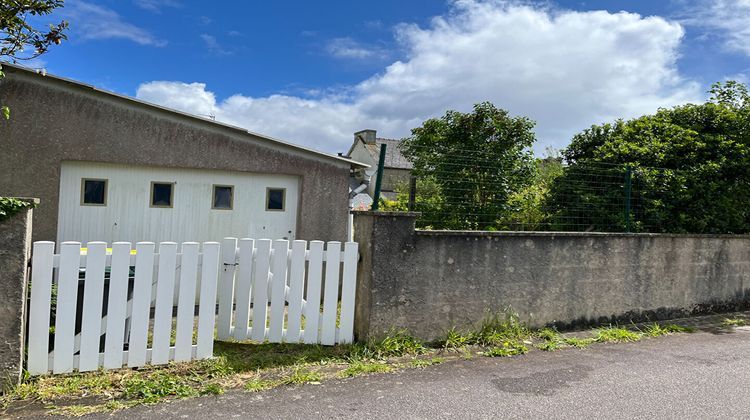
[1,62,368,168]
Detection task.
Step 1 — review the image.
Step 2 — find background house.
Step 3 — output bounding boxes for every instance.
[0,64,365,245]
[345,129,413,205]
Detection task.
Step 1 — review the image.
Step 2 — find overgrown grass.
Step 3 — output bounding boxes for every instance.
[722,318,747,327]
[438,311,532,350]
[594,326,642,343]
[2,314,700,417]
[484,341,528,357]
[563,337,596,348]
[340,361,393,377]
[535,328,563,351]
[642,323,695,337]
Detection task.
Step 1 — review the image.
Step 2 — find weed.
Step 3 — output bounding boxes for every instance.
[121,372,198,404]
[563,337,596,348]
[200,383,224,396]
[484,340,528,357]
[281,368,322,385]
[358,330,427,359]
[594,326,642,343]
[244,379,276,393]
[471,312,532,346]
[722,318,746,327]
[340,361,393,377]
[535,328,563,351]
[642,323,694,337]
[442,328,472,350]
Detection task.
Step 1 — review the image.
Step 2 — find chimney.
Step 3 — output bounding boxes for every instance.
[354,129,377,145]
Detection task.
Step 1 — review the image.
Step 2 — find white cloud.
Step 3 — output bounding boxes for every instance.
[64,0,166,46]
[136,0,701,154]
[679,0,750,56]
[200,34,231,55]
[133,0,180,13]
[326,37,386,59]
[136,81,216,117]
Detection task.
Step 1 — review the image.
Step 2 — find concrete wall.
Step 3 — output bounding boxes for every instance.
[0,200,35,390]
[353,212,750,341]
[0,66,351,243]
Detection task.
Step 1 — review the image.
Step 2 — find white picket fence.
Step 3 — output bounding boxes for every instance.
[216,238,359,345]
[26,237,359,376]
[27,241,221,375]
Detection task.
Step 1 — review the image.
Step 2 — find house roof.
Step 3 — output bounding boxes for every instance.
[363,138,414,170]
[1,62,368,169]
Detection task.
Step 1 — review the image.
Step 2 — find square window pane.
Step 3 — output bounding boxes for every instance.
[151,183,173,207]
[213,186,233,209]
[82,179,106,205]
[267,188,285,211]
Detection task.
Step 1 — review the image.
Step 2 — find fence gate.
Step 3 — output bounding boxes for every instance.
[216,238,359,345]
[26,241,221,375]
[25,238,359,376]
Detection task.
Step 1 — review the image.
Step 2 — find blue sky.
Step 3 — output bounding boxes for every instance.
[20,0,750,153]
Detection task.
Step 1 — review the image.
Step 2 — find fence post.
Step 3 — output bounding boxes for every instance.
[624,166,632,232]
[370,143,387,211]
[408,176,417,211]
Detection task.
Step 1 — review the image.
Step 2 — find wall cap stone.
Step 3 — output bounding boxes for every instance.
[416,229,750,239]
[6,197,41,205]
[351,210,421,217]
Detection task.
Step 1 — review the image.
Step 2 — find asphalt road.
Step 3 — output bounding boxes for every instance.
[88,328,750,419]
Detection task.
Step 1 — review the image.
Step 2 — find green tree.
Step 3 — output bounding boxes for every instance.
[547,80,750,233]
[400,102,537,229]
[1,0,68,118]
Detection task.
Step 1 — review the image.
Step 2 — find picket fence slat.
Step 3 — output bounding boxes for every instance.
[339,242,359,344]
[303,241,325,344]
[285,240,307,343]
[103,242,131,369]
[233,239,254,340]
[197,242,220,359]
[128,242,155,367]
[217,238,237,340]
[174,243,199,362]
[28,241,55,375]
[268,240,289,342]
[52,242,80,373]
[78,242,106,372]
[321,242,341,345]
[151,242,177,365]
[250,239,272,341]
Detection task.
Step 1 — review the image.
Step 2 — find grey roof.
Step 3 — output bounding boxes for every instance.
[364,138,414,170]
[1,62,368,169]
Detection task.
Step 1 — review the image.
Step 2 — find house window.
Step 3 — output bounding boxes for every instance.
[150,182,174,208]
[212,185,233,210]
[81,179,107,206]
[266,188,285,211]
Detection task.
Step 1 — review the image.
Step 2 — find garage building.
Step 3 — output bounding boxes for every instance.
[0,64,364,244]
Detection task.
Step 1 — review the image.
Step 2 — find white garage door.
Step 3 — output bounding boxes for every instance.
[57,161,300,245]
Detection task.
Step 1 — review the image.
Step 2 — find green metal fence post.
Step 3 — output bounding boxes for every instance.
[370,143,387,211]
[624,166,632,232]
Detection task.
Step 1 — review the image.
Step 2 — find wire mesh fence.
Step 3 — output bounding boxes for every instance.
[377,146,750,234]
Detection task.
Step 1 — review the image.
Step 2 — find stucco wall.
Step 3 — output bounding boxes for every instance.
[0,201,35,390]
[353,212,750,341]
[0,67,351,243]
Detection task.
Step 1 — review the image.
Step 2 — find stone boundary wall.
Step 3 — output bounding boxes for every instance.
[0,199,36,390]
[353,211,750,342]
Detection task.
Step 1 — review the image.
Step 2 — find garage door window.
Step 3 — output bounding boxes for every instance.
[212,185,233,210]
[266,188,285,211]
[150,182,174,208]
[81,179,107,206]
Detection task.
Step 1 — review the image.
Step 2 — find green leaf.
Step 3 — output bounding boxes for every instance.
[1,106,9,120]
